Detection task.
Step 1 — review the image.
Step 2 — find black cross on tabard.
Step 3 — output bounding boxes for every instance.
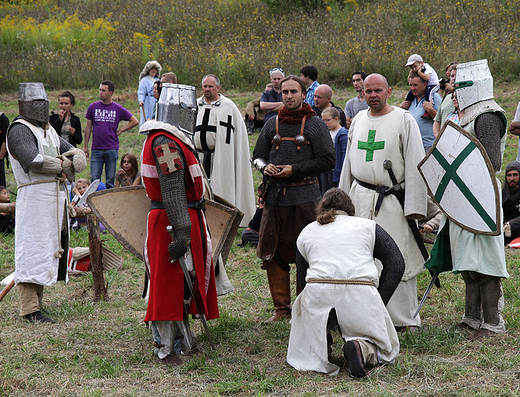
[196,108,217,151]
[219,115,234,144]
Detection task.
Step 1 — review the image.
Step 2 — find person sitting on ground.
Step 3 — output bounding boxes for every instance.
[400,54,440,112]
[49,91,83,147]
[245,83,272,134]
[70,178,90,230]
[0,186,15,234]
[287,188,404,378]
[115,153,141,187]
[502,161,520,245]
[320,107,348,193]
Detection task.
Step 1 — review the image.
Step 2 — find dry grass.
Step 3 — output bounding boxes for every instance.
[2,85,520,396]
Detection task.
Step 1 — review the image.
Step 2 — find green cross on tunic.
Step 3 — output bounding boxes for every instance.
[358,130,385,161]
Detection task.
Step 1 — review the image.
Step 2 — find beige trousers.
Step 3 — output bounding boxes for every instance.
[18,283,44,316]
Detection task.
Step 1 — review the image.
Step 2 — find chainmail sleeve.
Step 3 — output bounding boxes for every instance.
[6,122,40,173]
[59,135,74,154]
[474,112,504,171]
[374,224,405,306]
[151,134,192,260]
[296,248,309,290]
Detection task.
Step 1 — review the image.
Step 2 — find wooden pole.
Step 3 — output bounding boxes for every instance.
[87,213,109,301]
[0,279,15,303]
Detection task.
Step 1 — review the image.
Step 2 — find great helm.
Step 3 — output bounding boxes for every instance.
[18,82,49,124]
[156,83,198,137]
[454,59,494,111]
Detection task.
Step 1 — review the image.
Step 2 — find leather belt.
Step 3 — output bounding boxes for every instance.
[150,198,206,211]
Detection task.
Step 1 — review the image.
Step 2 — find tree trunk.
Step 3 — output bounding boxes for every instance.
[87,213,109,301]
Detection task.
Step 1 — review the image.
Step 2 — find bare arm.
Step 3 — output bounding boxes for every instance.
[423,100,437,119]
[117,116,138,136]
[433,120,441,138]
[83,119,92,157]
[260,101,283,112]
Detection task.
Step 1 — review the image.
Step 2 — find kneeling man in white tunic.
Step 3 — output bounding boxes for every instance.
[287,188,405,378]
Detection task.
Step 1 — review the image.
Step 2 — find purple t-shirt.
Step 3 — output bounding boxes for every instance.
[85,101,133,150]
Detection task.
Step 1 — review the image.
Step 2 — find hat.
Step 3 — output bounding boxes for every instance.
[405,54,423,67]
[506,161,520,174]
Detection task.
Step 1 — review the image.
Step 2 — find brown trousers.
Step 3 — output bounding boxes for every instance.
[18,283,44,316]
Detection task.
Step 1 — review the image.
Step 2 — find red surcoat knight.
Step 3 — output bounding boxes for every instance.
[141,130,219,322]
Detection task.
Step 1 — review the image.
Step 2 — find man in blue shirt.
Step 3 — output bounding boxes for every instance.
[300,65,320,107]
[407,72,441,152]
[260,68,284,122]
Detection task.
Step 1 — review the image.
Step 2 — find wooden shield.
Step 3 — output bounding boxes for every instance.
[87,186,243,263]
[418,121,501,235]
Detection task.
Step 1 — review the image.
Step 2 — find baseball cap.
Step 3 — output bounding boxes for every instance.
[405,54,423,67]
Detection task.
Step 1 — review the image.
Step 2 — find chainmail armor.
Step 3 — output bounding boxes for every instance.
[296,249,309,291]
[253,116,335,206]
[373,224,405,306]
[474,112,504,172]
[7,120,74,173]
[151,134,192,260]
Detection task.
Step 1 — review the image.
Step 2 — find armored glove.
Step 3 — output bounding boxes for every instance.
[168,239,190,262]
[58,148,87,182]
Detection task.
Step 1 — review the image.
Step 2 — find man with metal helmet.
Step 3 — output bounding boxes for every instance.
[139,117,219,365]
[6,82,87,323]
[427,60,508,339]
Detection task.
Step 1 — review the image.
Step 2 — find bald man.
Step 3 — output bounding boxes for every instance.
[339,73,427,332]
[312,84,347,128]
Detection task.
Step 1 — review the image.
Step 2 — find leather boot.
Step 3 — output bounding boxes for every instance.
[461,272,482,328]
[263,261,291,324]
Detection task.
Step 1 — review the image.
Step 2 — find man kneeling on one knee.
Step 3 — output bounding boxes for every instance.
[287,188,405,378]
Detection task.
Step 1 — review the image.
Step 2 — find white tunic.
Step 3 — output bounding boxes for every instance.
[287,215,399,376]
[338,107,427,327]
[7,119,68,286]
[195,94,255,227]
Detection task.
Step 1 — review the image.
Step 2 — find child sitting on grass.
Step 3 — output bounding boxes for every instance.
[400,54,440,116]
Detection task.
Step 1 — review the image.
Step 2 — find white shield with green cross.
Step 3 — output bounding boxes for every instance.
[418,121,501,235]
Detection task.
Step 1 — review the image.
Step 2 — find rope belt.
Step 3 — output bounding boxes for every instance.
[18,176,67,258]
[307,278,376,287]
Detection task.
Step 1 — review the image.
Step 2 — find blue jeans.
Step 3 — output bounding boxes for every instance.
[90,149,118,189]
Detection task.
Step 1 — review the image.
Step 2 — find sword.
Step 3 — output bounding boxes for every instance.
[166,225,215,350]
[413,271,438,318]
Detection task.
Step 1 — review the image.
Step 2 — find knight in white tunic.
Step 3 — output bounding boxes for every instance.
[426,60,508,338]
[338,74,428,329]
[7,83,87,323]
[287,188,404,378]
[194,74,255,227]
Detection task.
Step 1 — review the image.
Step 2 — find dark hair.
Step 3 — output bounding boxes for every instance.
[408,72,427,84]
[445,62,458,73]
[316,188,355,225]
[352,71,368,80]
[280,75,307,94]
[120,153,139,178]
[101,80,115,93]
[300,65,318,81]
[0,186,6,193]
[59,90,75,106]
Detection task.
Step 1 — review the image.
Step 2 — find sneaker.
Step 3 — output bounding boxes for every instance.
[343,340,366,379]
[23,311,55,324]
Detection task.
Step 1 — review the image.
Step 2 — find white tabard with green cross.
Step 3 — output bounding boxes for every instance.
[418,121,500,235]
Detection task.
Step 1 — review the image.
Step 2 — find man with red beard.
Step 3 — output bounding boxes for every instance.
[252,75,335,323]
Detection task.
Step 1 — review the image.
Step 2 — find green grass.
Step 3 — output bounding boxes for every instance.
[2,86,520,395]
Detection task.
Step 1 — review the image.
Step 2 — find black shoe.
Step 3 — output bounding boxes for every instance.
[343,340,366,379]
[23,311,55,324]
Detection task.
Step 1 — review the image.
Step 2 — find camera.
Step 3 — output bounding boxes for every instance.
[439,78,447,91]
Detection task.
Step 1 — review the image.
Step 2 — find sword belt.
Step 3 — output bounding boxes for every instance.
[307,278,375,287]
[150,198,206,211]
[355,178,402,214]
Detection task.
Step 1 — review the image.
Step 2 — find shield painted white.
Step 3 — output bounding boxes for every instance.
[418,121,500,235]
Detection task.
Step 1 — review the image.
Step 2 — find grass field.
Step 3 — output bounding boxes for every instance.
[1,85,520,396]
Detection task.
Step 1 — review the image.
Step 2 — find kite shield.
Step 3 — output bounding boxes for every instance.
[418,121,501,235]
[87,186,243,263]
